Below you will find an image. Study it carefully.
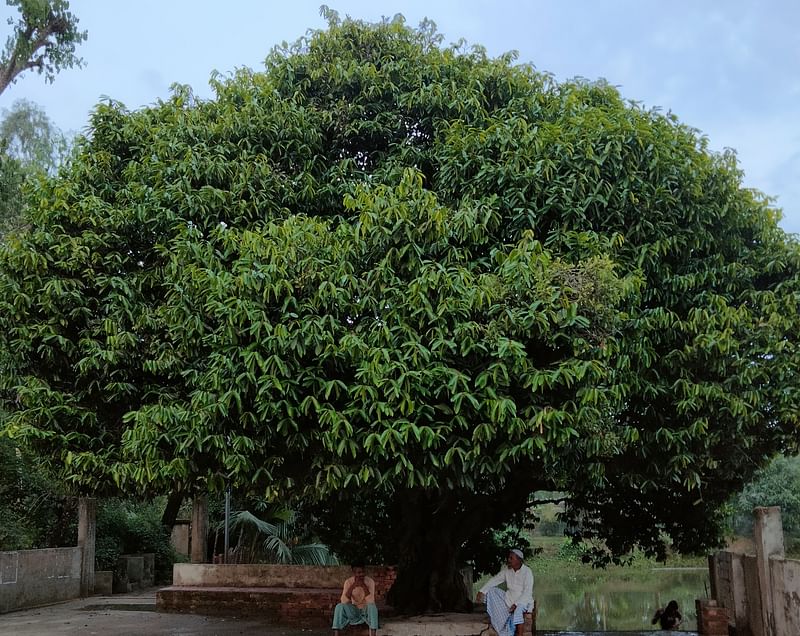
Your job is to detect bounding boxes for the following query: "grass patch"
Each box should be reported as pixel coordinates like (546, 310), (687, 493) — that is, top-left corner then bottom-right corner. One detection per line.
(474, 535), (708, 593)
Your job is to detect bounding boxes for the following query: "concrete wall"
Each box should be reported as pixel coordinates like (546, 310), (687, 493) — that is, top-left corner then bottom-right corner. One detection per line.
(741, 554), (760, 636)
(95, 571), (113, 596)
(712, 550), (754, 634)
(709, 508), (800, 636)
(173, 563), (351, 588)
(770, 557), (800, 636)
(714, 551), (735, 612)
(113, 554), (155, 593)
(172, 563), (395, 598)
(171, 521), (190, 558)
(711, 552), (796, 636)
(0, 547), (82, 614)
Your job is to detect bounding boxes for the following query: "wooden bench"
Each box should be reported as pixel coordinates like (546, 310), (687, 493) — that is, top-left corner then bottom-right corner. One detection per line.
(525, 601), (538, 636)
(482, 600), (538, 636)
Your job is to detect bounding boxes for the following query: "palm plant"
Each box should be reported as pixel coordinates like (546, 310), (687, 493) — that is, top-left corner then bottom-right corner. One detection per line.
(213, 501), (337, 565)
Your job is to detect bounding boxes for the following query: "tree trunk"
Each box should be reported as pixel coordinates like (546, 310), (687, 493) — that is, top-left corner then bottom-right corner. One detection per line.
(386, 475), (538, 613)
(387, 490), (473, 613)
(161, 489), (184, 530)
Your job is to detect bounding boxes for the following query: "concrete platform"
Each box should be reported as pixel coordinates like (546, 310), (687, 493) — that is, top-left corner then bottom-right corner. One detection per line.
(382, 613), (489, 636)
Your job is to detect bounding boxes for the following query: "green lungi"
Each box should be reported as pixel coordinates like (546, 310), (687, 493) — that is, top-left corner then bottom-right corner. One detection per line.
(331, 602), (379, 630)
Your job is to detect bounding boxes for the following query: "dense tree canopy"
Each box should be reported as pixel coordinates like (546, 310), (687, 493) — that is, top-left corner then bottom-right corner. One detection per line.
(1, 12), (798, 611)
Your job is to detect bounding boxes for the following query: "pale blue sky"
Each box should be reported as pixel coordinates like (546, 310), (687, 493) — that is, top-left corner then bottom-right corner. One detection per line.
(1, 0), (798, 234)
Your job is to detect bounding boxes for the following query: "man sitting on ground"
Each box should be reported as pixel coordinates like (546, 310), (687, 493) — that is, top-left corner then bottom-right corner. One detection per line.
(476, 548), (534, 636)
(332, 561), (378, 636)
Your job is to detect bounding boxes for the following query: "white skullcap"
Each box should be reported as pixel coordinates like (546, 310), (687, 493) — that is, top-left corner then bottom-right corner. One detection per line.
(510, 548), (524, 560)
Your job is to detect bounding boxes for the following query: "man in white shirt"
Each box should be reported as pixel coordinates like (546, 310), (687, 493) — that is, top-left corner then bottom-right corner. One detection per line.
(476, 548), (534, 636)
(331, 562), (378, 636)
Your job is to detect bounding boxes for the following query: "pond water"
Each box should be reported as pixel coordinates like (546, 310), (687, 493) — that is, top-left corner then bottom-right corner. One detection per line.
(534, 567), (709, 632)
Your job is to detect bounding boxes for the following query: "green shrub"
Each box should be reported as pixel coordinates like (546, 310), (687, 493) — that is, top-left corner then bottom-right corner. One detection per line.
(532, 501), (567, 537)
(95, 498), (178, 583)
(0, 435), (75, 550)
(730, 455), (800, 537)
(557, 538), (589, 561)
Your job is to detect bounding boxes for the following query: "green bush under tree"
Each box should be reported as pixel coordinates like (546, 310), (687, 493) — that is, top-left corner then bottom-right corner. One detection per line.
(0, 432), (75, 550)
(95, 498), (180, 583)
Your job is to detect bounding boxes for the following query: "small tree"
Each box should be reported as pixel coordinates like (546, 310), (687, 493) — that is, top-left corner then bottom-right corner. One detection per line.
(0, 0), (86, 95)
(1, 98), (70, 171)
(0, 99), (70, 238)
(731, 455), (800, 537)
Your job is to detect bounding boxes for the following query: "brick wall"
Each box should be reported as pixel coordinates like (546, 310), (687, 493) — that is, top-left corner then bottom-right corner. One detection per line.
(277, 565), (396, 625)
(158, 564), (398, 627)
(370, 565), (397, 603)
(695, 599), (729, 636)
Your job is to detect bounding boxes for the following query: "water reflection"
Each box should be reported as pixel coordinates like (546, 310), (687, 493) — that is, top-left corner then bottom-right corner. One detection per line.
(535, 568), (708, 631)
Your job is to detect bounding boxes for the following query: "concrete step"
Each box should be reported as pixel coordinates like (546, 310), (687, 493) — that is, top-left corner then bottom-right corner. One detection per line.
(381, 613), (490, 636)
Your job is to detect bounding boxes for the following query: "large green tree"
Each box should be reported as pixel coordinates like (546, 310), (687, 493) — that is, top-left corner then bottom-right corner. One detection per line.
(0, 0), (86, 95)
(1, 13), (798, 612)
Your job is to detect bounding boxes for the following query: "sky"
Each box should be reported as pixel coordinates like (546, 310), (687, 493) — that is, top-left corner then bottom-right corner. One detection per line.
(1, 0), (798, 235)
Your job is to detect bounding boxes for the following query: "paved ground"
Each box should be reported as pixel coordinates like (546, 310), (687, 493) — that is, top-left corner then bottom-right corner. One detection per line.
(0, 590), (328, 636)
(0, 589), (699, 636)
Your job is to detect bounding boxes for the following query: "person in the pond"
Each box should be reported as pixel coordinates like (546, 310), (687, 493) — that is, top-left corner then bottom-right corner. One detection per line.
(652, 600), (682, 630)
(476, 548), (534, 636)
(332, 561), (378, 636)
